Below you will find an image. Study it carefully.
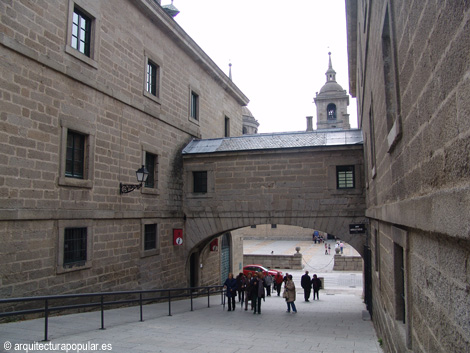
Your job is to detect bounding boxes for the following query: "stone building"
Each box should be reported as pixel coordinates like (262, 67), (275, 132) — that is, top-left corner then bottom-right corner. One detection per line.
(314, 53), (351, 130)
(0, 0), (249, 298)
(346, 1), (470, 352)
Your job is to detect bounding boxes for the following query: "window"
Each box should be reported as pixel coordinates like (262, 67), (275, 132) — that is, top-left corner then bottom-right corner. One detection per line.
(337, 165), (355, 189)
(71, 7), (91, 57)
(59, 122), (95, 189)
(193, 171), (207, 193)
(144, 224), (157, 251)
(250, 225), (257, 229)
(141, 220), (160, 257)
(374, 229), (379, 272)
(394, 243), (405, 323)
(271, 224), (277, 229)
(190, 91), (199, 121)
(63, 227), (87, 265)
(145, 152), (157, 189)
(369, 100), (376, 177)
(57, 220), (93, 273)
(327, 103), (337, 120)
(382, 6), (402, 151)
(66, 130), (85, 179)
(65, 1), (99, 68)
(146, 60), (159, 97)
(224, 116), (230, 137)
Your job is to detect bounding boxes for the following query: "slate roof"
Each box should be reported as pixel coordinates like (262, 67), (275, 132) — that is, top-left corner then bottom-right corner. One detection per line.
(182, 129), (363, 155)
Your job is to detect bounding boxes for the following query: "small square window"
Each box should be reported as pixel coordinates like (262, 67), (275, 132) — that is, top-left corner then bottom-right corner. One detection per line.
(64, 227), (87, 265)
(337, 165), (355, 189)
(71, 7), (91, 57)
(66, 130), (85, 179)
(144, 224), (157, 251)
(193, 171), (207, 193)
(190, 91), (199, 121)
(146, 61), (159, 97)
(145, 152), (157, 189)
(271, 224), (277, 229)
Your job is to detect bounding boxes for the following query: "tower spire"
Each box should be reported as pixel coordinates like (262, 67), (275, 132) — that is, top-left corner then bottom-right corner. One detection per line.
(326, 52), (336, 82)
(229, 62), (232, 81)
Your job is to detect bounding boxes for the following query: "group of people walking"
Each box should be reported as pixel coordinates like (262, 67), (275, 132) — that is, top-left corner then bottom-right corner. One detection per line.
(300, 271), (322, 301)
(223, 272), (303, 314)
(223, 272), (266, 314)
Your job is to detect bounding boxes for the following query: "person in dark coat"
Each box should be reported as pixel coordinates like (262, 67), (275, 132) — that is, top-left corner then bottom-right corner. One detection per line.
(301, 270), (312, 302)
(244, 273), (253, 311)
(236, 272), (246, 303)
(250, 273), (265, 314)
(224, 273), (237, 311)
(312, 274), (322, 300)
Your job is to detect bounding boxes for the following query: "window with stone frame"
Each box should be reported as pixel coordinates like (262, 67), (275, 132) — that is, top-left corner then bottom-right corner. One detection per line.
(190, 91), (199, 121)
(336, 165), (355, 189)
(382, 5), (402, 151)
(71, 6), (92, 57)
(144, 224), (157, 251)
(146, 60), (159, 97)
(63, 227), (87, 266)
(66, 130), (86, 179)
(224, 116), (230, 137)
(57, 220), (93, 273)
(65, 1), (99, 68)
(144, 152), (158, 189)
(59, 122), (95, 189)
(193, 171), (207, 193)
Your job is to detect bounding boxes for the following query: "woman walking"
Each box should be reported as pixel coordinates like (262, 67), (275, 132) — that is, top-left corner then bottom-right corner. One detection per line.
(284, 274), (297, 313)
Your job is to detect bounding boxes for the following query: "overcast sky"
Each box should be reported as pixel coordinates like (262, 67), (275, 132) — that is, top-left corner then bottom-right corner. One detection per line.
(171, 0), (357, 133)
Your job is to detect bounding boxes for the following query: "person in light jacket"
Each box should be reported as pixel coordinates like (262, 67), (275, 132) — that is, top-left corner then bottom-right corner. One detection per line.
(284, 274), (297, 313)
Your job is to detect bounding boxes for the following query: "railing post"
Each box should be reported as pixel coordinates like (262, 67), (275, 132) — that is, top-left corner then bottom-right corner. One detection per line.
(43, 299), (49, 341)
(190, 289), (193, 311)
(168, 290), (172, 316)
(139, 293), (143, 322)
(100, 295), (105, 330)
(207, 287), (210, 308)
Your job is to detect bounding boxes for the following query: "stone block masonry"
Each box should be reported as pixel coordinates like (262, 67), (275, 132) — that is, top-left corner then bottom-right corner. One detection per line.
(0, 0), (248, 299)
(243, 254), (303, 270)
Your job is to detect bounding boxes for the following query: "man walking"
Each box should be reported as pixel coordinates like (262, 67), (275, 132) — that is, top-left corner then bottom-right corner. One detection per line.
(301, 270), (312, 302)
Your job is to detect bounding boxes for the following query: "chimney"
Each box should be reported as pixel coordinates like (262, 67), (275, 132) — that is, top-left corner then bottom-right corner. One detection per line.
(306, 116), (313, 131)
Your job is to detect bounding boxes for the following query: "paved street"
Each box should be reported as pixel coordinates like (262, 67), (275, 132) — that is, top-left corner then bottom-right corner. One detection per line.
(0, 240), (381, 353)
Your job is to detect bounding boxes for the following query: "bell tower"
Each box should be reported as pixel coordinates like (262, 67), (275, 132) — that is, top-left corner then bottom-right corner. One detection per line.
(314, 53), (350, 130)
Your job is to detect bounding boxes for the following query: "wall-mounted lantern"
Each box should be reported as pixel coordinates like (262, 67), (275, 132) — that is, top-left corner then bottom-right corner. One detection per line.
(120, 165), (149, 194)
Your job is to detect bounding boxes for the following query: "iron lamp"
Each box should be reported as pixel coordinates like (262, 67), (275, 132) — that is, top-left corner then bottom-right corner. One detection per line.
(120, 165), (149, 194)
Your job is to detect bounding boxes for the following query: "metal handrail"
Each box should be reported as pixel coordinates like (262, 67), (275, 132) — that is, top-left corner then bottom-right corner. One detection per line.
(0, 285), (225, 341)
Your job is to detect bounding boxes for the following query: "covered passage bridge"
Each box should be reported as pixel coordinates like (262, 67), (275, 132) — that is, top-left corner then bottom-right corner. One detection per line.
(182, 129), (367, 255)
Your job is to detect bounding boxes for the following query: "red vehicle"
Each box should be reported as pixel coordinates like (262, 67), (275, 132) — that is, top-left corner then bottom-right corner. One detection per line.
(243, 264), (283, 278)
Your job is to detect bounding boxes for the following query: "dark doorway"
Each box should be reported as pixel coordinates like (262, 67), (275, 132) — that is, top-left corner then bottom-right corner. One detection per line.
(190, 252), (198, 288)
